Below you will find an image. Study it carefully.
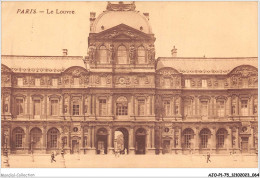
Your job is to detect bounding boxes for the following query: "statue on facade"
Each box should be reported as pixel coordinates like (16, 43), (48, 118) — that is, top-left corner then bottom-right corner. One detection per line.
(88, 43), (96, 64)
(108, 44), (114, 64)
(129, 45), (136, 64)
(148, 44), (155, 64)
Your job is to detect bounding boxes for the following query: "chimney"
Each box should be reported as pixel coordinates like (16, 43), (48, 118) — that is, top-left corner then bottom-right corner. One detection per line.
(90, 12), (96, 31)
(62, 49), (68, 56)
(143, 13), (149, 20)
(171, 46), (177, 57)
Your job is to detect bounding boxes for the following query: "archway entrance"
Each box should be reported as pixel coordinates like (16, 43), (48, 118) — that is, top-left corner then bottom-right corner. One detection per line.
(71, 136), (80, 154)
(135, 128), (146, 154)
(114, 128), (129, 154)
(96, 128), (108, 154)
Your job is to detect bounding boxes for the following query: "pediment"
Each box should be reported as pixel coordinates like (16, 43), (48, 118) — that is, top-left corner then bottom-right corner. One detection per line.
(93, 24), (153, 40)
(229, 65), (258, 77)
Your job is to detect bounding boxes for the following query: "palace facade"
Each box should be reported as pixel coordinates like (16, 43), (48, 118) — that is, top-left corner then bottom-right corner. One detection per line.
(1, 2), (258, 155)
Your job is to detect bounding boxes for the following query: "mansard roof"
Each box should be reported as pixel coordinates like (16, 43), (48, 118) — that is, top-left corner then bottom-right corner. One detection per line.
(157, 57), (258, 75)
(1, 55), (85, 73)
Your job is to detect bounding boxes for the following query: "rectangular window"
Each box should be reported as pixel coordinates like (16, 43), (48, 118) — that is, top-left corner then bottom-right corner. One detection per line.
(185, 79), (191, 88)
(52, 78), (58, 87)
(202, 80), (207, 88)
(163, 100), (170, 116)
(116, 104), (128, 115)
(18, 78), (23, 86)
(217, 101), (225, 117)
(15, 99), (24, 115)
(184, 100), (192, 116)
(15, 134), (23, 148)
(99, 99), (107, 116)
(201, 101), (208, 116)
(50, 100), (59, 116)
(35, 78), (40, 86)
(33, 100), (41, 116)
(73, 102), (80, 115)
(138, 99), (145, 115)
(241, 100), (248, 116)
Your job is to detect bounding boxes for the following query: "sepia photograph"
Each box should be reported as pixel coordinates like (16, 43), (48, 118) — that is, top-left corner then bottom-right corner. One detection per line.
(1, 0), (258, 176)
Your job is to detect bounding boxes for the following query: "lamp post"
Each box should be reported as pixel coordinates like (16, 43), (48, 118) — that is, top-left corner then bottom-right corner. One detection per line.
(3, 133), (10, 168)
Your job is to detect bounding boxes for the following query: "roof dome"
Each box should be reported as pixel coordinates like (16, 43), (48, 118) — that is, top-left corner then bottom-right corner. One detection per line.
(91, 2), (152, 34)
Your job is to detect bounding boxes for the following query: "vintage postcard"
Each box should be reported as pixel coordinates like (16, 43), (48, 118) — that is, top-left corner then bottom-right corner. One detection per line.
(1, 1), (258, 175)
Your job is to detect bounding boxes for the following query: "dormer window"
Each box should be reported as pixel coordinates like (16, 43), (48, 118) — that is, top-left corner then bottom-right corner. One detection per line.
(140, 26), (143, 31)
(101, 25), (104, 30)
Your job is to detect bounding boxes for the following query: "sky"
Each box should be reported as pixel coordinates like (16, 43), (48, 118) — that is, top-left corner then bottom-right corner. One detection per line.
(1, 1), (258, 58)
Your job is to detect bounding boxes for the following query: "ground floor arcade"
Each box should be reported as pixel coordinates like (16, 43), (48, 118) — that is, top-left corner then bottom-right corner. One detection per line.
(1, 121), (258, 155)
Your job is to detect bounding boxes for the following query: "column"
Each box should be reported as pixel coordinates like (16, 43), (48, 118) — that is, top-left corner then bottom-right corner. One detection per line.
(8, 125), (12, 152)
(146, 128), (151, 153)
(211, 127), (216, 152)
(249, 97), (254, 115)
(108, 127), (113, 154)
(45, 94), (48, 119)
(250, 127), (254, 152)
(87, 127), (91, 149)
(179, 96), (182, 117)
(171, 127), (175, 153)
(129, 127), (135, 154)
(108, 95), (111, 115)
(172, 96), (175, 116)
(147, 96), (150, 116)
(236, 96), (239, 115)
(235, 127), (239, 150)
(43, 126), (47, 152)
(178, 128), (181, 149)
(87, 95), (91, 114)
(226, 96), (231, 116)
(151, 126), (155, 149)
(227, 127), (232, 153)
(25, 126), (30, 153)
(80, 125), (84, 154)
(194, 127), (199, 153)
(151, 95), (155, 115)
(91, 126), (95, 149)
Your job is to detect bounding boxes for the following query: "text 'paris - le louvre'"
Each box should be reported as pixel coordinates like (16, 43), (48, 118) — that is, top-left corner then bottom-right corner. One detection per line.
(1, 2), (258, 155)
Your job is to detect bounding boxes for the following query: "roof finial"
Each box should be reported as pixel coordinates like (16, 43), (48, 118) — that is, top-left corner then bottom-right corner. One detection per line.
(106, 1), (136, 11)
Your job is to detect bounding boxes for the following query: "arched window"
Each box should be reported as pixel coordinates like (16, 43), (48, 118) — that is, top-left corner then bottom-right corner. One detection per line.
(13, 127), (24, 148)
(117, 45), (127, 64)
(116, 96), (128, 115)
(47, 128), (59, 149)
(183, 128), (194, 149)
(30, 127), (42, 149)
(216, 128), (227, 148)
(99, 45), (108, 64)
(137, 46), (145, 64)
(200, 128), (211, 148)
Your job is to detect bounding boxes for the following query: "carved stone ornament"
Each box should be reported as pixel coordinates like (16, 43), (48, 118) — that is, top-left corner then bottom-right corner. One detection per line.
(106, 1), (136, 11)
(1, 74), (10, 83)
(72, 69), (81, 77)
(88, 43), (97, 64)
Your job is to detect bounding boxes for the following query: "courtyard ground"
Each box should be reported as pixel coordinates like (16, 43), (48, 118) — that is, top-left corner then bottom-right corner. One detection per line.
(1, 154), (258, 168)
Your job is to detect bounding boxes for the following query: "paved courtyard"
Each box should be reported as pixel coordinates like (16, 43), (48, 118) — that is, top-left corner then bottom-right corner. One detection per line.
(1, 154), (258, 168)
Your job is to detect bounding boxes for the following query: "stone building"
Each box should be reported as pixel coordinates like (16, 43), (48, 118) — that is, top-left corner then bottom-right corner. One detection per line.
(1, 2), (258, 155)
